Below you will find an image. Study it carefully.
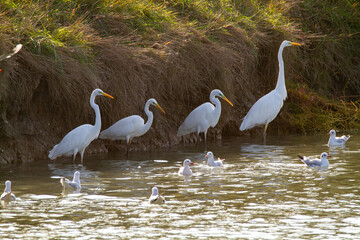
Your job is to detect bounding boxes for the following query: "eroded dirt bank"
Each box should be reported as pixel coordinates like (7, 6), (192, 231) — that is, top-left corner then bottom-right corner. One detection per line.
(0, 1), (359, 164)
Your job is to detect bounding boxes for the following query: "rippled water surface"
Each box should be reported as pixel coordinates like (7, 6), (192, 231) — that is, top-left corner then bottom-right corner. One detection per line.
(2, 134), (360, 239)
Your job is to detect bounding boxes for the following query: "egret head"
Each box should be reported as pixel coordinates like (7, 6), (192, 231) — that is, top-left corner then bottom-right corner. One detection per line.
(205, 151), (213, 158)
(282, 40), (301, 48)
(212, 89), (233, 107)
(328, 130), (336, 136)
(93, 88), (114, 99)
(148, 98), (165, 114)
(321, 152), (330, 159)
(151, 187), (159, 195)
(183, 159), (195, 166)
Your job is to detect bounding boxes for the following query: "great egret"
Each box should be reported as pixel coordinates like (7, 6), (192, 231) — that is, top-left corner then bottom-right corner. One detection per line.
(1, 180), (16, 202)
(178, 159), (195, 176)
(297, 152), (330, 167)
(205, 151), (224, 167)
(99, 98), (165, 155)
(177, 89), (233, 148)
(328, 130), (350, 146)
(0, 44), (22, 62)
(149, 187), (166, 204)
(48, 89), (114, 165)
(239, 40), (301, 141)
(60, 171), (81, 191)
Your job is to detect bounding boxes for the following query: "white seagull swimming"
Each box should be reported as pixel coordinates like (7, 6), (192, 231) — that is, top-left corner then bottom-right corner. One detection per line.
(178, 159), (195, 176)
(327, 129), (350, 146)
(60, 171), (81, 191)
(205, 151), (224, 167)
(149, 187), (165, 204)
(297, 152), (331, 167)
(1, 180), (16, 202)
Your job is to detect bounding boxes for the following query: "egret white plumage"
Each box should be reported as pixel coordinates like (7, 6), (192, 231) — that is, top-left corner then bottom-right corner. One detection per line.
(99, 98), (165, 155)
(60, 171), (81, 191)
(149, 187), (165, 204)
(205, 151), (224, 167)
(177, 89), (233, 148)
(178, 159), (195, 176)
(328, 130), (350, 146)
(297, 152), (330, 167)
(1, 180), (16, 202)
(0, 44), (22, 62)
(239, 40), (300, 141)
(48, 89), (114, 165)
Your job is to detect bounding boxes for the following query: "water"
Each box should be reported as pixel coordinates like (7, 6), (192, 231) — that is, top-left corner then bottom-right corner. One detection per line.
(1, 133), (360, 239)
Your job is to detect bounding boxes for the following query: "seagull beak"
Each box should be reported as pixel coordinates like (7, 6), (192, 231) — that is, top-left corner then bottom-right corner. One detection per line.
(291, 42), (301, 46)
(327, 133), (330, 135)
(222, 96), (234, 107)
(101, 92), (114, 99)
(190, 162), (196, 165)
(155, 103), (165, 114)
(205, 155), (208, 158)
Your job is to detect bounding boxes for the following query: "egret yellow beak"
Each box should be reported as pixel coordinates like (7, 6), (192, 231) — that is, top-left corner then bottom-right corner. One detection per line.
(101, 92), (114, 99)
(222, 96), (234, 107)
(155, 103), (165, 114)
(291, 42), (301, 46)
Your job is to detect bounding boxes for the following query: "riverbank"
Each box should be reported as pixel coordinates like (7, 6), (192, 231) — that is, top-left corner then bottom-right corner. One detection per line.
(0, 0), (359, 163)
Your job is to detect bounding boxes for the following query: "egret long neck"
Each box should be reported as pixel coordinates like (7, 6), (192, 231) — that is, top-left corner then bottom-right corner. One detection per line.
(275, 45), (287, 100)
(141, 101), (154, 135)
(90, 93), (101, 134)
(210, 94), (222, 126)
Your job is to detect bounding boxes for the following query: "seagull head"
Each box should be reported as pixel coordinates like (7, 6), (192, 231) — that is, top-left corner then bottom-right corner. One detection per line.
(184, 159), (195, 166)
(321, 152), (330, 159)
(205, 151), (214, 159)
(328, 130), (336, 136)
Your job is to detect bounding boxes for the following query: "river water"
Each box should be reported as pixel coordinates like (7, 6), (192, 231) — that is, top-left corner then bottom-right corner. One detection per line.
(1, 133), (360, 239)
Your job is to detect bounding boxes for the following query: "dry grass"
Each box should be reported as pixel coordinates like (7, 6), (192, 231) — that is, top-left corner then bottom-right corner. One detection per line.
(0, 0), (359, 162)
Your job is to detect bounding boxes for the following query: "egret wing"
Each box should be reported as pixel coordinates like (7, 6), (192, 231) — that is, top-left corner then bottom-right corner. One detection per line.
(240, 90), (283, 130)
(100, 115), (144, 140)
(177, 103), (214, 136)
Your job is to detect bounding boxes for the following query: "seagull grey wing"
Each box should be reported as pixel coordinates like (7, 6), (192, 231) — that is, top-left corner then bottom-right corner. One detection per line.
(68, 182), (80, 190)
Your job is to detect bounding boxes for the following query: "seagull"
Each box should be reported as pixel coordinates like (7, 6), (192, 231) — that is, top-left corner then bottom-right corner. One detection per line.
(178, 159), (195, 176)
(1, 180), (16, 202)
(60, 171), (81, 191)
(205, 151), (224, 167)
(328, 130), (350, 146)
(297, 152), (331, 167)
(149, 187), (165, 204)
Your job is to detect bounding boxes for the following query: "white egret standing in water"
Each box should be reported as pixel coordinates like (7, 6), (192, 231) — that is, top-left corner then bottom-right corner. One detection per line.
(239, 40), (301, 142)
(177, 89), (233, 149)
(48, 89), (114, 165)
(99, 98), (165, 156)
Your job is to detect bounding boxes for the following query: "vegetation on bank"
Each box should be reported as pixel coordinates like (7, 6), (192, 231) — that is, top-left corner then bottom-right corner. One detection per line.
(0, 0), (360, 162)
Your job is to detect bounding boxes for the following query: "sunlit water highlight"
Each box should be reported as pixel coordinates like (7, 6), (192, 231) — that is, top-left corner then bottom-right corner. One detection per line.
(1, 134), (360, 239)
